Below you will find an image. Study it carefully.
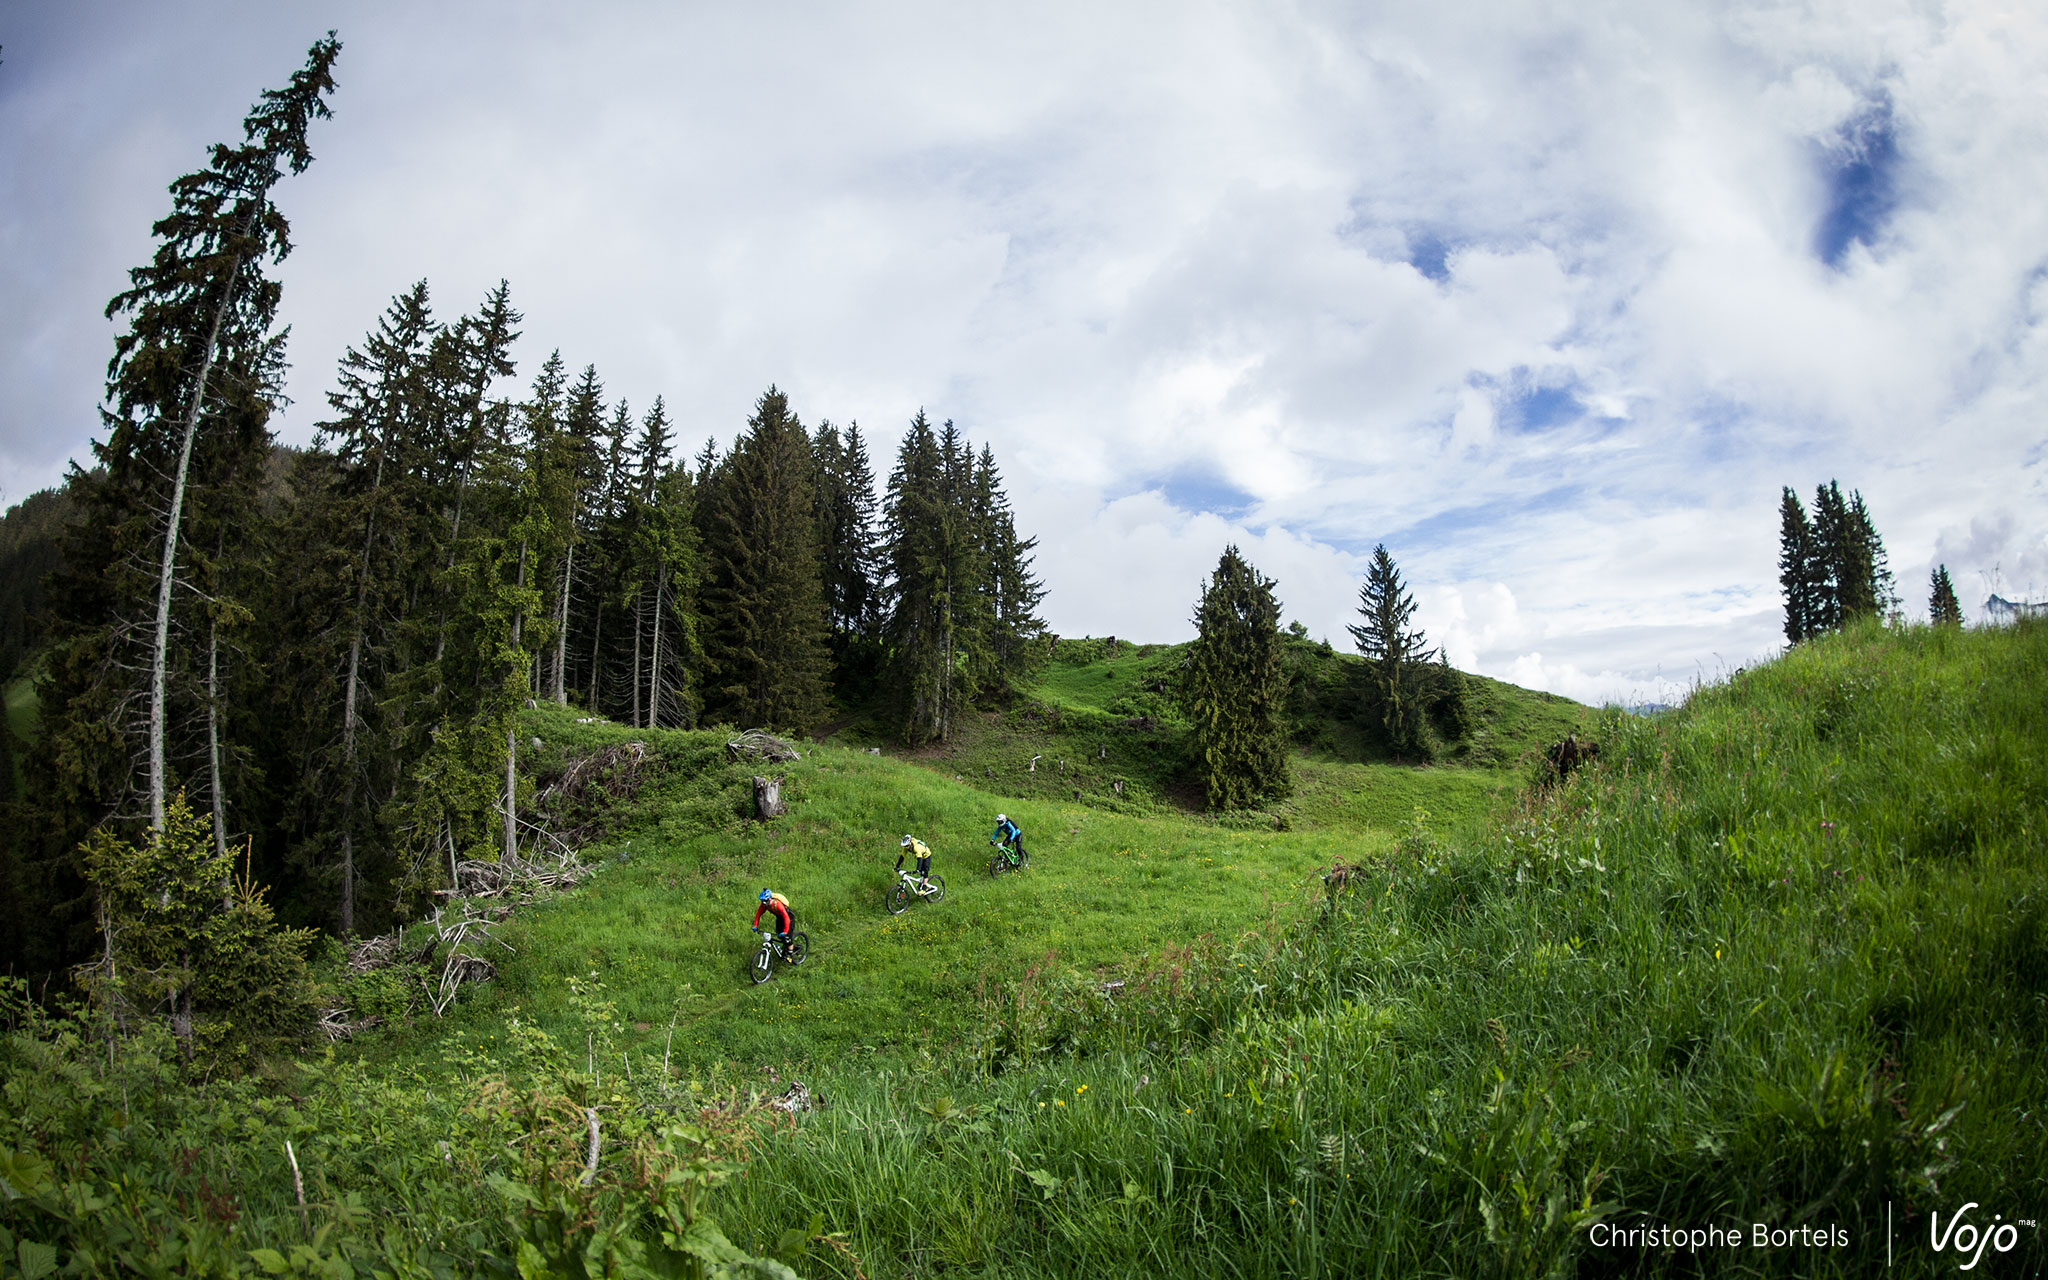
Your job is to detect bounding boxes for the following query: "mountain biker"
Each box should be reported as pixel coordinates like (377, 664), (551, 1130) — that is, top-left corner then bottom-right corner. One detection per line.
(992, 812), (1026, 862)
(752, 888), (794, 955)
(896, 834), (934, 893)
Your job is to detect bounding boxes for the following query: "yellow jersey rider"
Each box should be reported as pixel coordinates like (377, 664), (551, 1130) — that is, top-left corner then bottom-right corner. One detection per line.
(896, 834), (933, 892)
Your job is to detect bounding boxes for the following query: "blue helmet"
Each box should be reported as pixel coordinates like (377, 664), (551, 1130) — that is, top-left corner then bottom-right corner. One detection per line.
(759, 889), (772, 903)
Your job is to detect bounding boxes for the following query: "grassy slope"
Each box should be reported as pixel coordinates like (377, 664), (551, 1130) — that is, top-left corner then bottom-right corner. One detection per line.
(370, 651), (1581, 1072)
(695, 619), (2048, 1277)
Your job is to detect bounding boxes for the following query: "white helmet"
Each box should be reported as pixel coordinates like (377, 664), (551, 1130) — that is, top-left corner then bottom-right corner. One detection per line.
(996, 813), (1008, 824)
(900, 834), (914, 847)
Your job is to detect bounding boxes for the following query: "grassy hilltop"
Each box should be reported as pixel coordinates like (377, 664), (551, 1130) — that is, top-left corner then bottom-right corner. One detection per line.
(6, 621), (2045, 1277)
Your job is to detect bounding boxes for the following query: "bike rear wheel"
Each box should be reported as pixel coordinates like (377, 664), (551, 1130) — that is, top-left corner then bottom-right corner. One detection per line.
(1012, 846), (1029, 870)
(926, 874), (946, 903)
(788, 931), (810, 965)
(750, 946), (773, 985)
(887, 884), (909, 915)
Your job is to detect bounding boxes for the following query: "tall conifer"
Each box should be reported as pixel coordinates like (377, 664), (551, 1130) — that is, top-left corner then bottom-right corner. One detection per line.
(700, 388), (830, 733)
(1185, 546), (1290, 809)
(1778, 487), (1820, 644)
(1930, 564), (1963, 626)
(1348, 544), (1436, 754)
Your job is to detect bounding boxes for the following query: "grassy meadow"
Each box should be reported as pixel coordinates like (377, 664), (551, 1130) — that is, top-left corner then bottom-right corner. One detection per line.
(5, 621), (2045, 1277)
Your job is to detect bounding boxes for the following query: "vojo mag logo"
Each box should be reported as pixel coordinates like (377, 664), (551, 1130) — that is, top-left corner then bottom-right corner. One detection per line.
(1926, 1202), (2034, 1271)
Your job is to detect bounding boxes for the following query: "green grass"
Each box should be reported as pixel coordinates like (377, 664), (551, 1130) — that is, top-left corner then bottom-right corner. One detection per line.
(693, 618), (2048, 1276)
(16, 621), (2039, 1276)
(374, 713), (1458, 1072)
(358, 645), (1576, 1076)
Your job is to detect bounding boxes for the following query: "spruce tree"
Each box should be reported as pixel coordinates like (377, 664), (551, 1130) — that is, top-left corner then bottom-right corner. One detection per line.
(1348, 544), (1436, 754)
(620, 398), (701, 729)
(1778, 487), (1820, 644)
(18, 35), (340, 980)
(1930, 564), (1963, 626)
(970, 443), (1047, 693)
(700, 388), (831, 733)
(538, 362), (603, 705)
(1808, 481), (1893, 629)
(1185, 546), (1290, 809)
(577, 396), (637, 715)
(301, 281), (440, 931)
(107, 34), (341, 832)
(882, 412), (973, 743)
(1846, 489), (1897, 619)
(1810, 482), (1851, 631)
(813, 420), (884, 666)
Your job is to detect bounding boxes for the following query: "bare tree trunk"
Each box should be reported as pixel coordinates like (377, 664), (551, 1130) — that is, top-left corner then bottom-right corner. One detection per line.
(334, 449), (386, 937)
(631, 585), (644, 729)
(206, 616), (229, 867)
(552, 542), (574, 704)
(648, 571), (666, 729)
(505, 538), (527, 863)
(148, 258), (241, 831)
(586, 596), (604, 715)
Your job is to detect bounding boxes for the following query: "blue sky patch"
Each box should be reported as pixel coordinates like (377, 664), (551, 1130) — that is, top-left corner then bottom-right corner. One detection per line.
(1147, 472), (1257, 518)
(1814, 91), (1901, 269)
(1407, 230), (1453, 283)
(1506, 383), (1584, 432)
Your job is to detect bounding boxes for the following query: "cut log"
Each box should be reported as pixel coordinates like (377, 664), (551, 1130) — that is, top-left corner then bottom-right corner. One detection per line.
(754, 774), (786, 819)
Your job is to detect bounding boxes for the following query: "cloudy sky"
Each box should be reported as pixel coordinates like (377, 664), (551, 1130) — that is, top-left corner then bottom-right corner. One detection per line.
(3, 2), (2043, 705)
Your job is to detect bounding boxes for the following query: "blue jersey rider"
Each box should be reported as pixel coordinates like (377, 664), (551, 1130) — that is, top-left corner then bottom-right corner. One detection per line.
(896, 834), (934, 892)
(992, 812), (1026, 861)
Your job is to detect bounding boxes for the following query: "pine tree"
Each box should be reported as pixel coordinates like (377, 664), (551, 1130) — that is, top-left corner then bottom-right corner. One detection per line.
(618, 398), (702, 729)
(1348, 544), (1436, 754)
(536, 362), (603, 706)
(881, 412), (966, 743)
(1184, 546), (1290, 809)
(1778, 487), (1820, 644)
(302, 281), (440, 932)
(700, 388), (831, 733)
(101, 33), (341, 832)
(813, 420), (884, 662)
(79, 791), (315, 1062)
(16, 35), (340, 981)
(419, 283), (522, 668)
(1809, 482), (1851, 631)
(970, 443), (1046, 694)
(1806, 481), (1894, 630)
(1930, 564), (1963, 626)
(1845, 490), (1897, 620)
(576, 396), (637, 716)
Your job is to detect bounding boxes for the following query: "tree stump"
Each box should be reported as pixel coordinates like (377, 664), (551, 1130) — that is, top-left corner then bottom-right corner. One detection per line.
(753, 775), (786, 819)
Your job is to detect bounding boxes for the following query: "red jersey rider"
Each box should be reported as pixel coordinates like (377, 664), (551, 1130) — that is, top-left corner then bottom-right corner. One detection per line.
(752, 889), (794, 952)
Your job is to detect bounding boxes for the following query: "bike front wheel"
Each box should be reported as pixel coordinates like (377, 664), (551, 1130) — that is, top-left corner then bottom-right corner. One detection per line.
(887, 884), (909, 915)
(988, 852), (1006, 877)
(750, 946), (773, 985)
(787, 931), (810, 965)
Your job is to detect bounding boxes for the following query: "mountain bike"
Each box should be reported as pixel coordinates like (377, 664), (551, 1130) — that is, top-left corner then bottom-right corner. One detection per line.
(988, 837), (1028, 877)
(886, 866), (946, 915)
(750, 927), (810, 984)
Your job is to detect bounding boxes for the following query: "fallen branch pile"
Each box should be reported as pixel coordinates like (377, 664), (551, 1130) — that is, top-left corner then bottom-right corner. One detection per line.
(443, 841), (591, 902)
(417, 904), (513, 1017)
(532, 741), (652, 848)
(727, 729), (801, 763)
